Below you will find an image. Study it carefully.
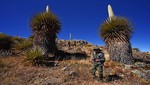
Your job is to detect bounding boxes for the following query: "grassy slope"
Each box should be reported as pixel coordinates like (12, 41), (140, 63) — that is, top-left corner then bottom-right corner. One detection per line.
(0, 56), (149, 85)
(0, 38), (149, 85)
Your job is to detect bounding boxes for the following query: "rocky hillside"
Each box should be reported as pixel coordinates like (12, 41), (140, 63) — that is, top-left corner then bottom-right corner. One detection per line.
(0, 39), (150, 85)
(56, 39), (95, 56)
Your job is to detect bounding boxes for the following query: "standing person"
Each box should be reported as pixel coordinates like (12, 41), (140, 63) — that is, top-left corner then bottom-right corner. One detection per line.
(91, 47), (105, 82)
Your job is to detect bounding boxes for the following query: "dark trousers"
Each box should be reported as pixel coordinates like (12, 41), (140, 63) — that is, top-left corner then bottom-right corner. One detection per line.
(91, 63), (103, 80)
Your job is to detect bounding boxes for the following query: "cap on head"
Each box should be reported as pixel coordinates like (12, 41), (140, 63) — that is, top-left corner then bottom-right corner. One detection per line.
(93, 47), (102, 52)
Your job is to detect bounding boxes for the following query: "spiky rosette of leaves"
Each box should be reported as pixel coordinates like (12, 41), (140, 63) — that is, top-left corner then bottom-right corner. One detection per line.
(99, 17), (134, 65)
(100, 17), (132, 43)
(30, 12), (61, 33)
(30, 12), (61, 54)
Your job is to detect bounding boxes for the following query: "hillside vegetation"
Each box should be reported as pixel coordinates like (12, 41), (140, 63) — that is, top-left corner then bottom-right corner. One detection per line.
(0, 34), (150, 85)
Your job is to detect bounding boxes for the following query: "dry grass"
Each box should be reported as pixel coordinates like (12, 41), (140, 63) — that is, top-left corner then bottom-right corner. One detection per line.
(12, 40), (32, 50)
(0, 56), (149, 85)
(0, 59), (5, 68)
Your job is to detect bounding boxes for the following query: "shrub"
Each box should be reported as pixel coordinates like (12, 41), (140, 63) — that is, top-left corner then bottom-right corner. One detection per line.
(11, 36), (24, 42)
(12, 40), (32, 50)
(0, 33), (13, 50)
(25, 48), (43, 64)
(132, 48), (140, 52)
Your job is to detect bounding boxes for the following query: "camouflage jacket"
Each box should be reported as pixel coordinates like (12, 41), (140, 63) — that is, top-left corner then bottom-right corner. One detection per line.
(92, 52), (105, 65)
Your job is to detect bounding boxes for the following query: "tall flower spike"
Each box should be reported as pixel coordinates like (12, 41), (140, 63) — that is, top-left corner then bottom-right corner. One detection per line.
(108, 5), (115, 19)
(46, 5), (50, 13)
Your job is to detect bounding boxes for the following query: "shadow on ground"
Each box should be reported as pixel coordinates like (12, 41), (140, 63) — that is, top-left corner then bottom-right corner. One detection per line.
(55, 50), (88, 60)
(33, 50), (88, 67)
(134, 58), (150, 64)
(42, 50), (88, 61)
(105, 74), (123, 82)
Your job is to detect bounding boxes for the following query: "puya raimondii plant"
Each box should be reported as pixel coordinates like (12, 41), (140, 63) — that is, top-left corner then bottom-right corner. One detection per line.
(99, 5), (134, 65)
(30, 5), (61, 55)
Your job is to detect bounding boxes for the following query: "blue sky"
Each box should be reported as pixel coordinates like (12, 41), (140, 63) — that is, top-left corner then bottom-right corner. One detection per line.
(0, 0), (150, 52)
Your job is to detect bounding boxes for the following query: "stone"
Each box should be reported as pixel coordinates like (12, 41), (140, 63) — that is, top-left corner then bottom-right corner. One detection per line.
(124, 65), (132, 69)
(62, 67), (67, 71)
(132, 70), (150, 81)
